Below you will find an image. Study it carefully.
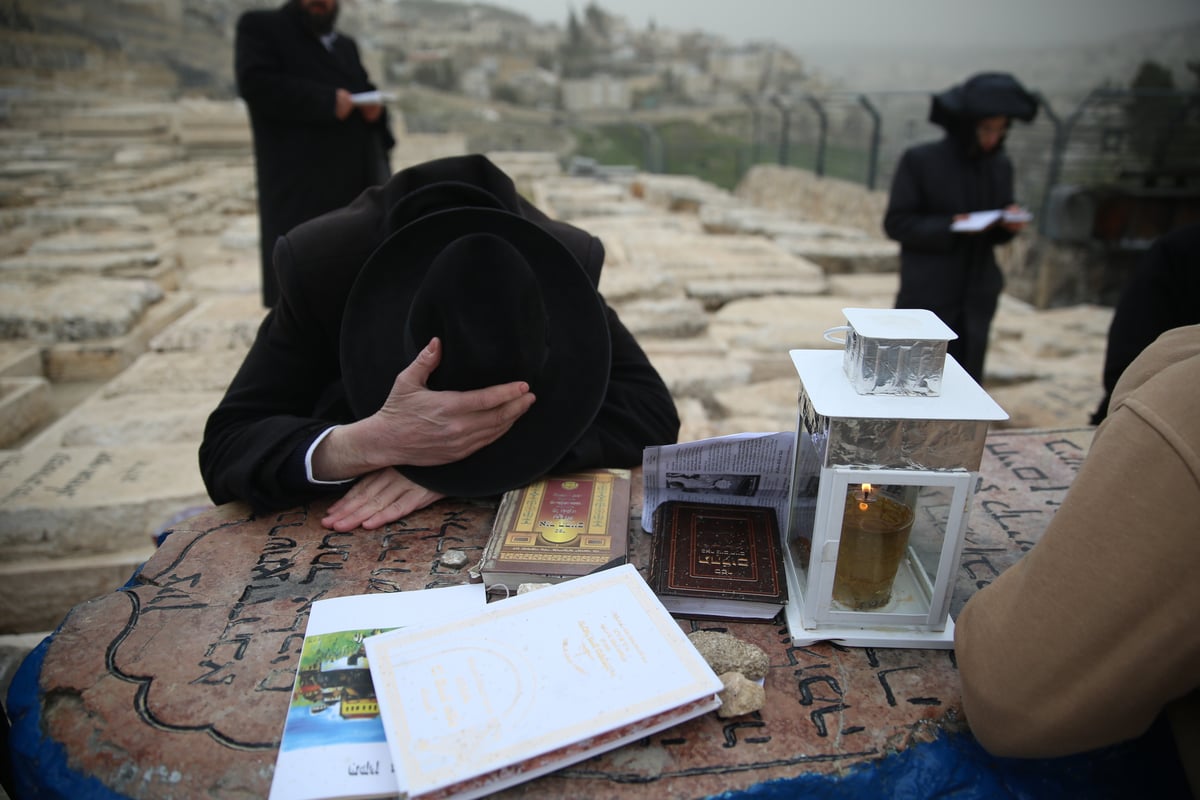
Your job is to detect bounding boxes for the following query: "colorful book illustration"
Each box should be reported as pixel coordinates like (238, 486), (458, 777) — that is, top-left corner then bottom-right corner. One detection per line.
(267, 584), (486, 800)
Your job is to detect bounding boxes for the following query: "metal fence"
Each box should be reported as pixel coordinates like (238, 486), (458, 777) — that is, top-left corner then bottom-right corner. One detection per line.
(603, 88), (1200, 241)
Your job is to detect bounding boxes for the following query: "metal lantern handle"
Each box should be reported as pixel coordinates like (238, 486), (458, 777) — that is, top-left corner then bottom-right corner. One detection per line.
(823, 325), (852, 344)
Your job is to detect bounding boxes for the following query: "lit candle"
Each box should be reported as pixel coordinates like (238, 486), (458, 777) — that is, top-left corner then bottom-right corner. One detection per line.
(832, 484), (915, 610)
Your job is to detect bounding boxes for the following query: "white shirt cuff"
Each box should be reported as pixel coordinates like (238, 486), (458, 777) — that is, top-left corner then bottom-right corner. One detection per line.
(305, 425), (355, 486)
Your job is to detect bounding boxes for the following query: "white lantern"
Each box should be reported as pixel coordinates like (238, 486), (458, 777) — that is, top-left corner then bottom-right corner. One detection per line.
(782, 309), (1007, 648)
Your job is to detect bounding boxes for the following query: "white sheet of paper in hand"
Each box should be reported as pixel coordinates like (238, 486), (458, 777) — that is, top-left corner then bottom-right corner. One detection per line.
(951, 208), (1032, 232)
(951, 210), (1003, 232)
(349, 90), (393, 106)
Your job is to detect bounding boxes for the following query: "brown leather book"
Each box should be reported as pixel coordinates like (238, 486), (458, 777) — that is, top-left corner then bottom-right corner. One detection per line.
(649, 501), (788, 621)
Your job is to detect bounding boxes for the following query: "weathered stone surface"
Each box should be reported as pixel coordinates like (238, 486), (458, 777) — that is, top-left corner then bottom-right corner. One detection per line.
(687, 630), (771, 681)
(97, 350), (245, 398)
(0, 377), (52, 448)
(0, 444), (209, 560)
(775, 236), (900, 274)
(0, 277), (164, 342)
(616, 297), (710, 339)
(716, 671), (767, 718)
(25, 391), (221, 449)
(42, 292), (197, 381)
(653, 354), (753, 399)
(0, 547), (155, 634)
(709, 295), (854, 351)
(0, 343), (41, 378)
(148, 294), (266, 353)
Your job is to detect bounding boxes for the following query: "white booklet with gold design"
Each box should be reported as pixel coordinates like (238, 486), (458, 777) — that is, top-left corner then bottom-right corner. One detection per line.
(364, 564), (723, 800)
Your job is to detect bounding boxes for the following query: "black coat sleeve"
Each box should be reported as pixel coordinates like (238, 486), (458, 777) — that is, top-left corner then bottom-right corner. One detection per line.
(198, 236), (351, 512)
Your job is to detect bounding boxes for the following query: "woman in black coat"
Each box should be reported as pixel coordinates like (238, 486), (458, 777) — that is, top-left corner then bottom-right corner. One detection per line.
(884, 73), (1038, 382)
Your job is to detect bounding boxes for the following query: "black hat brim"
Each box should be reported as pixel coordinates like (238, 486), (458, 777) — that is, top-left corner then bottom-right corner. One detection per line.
(340, 207), (611, 497)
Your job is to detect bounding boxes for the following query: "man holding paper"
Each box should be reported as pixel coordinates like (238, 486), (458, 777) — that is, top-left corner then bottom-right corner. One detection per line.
(236, 0), (395, 307)
(884, 72), (1038, 382)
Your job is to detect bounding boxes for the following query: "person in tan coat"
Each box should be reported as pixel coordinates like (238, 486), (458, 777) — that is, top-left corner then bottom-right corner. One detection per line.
(955, 323), (1200, 793)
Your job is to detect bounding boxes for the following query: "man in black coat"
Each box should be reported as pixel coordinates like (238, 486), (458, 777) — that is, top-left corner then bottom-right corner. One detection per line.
(236, 0), (395, 307)
(199, 155), (681, 532)
(884, 73), (1038, 382)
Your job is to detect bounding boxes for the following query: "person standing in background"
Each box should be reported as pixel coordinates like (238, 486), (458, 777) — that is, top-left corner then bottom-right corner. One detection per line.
(1089, 222), (1200, 425)
(884, 72), (1038, 382)
(236, 0), (395, 307)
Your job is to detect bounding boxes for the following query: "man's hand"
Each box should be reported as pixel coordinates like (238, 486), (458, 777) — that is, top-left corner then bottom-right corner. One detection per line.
(311, 337), (536, 481)
(334, 88), (354, 120)
(322, 467), (445, 531)
(1000, 203), (1029, 233)
(359, 102), (383, 122)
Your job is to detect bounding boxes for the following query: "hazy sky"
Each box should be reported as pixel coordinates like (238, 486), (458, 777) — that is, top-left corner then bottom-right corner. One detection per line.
(474, 0), (1200, 49)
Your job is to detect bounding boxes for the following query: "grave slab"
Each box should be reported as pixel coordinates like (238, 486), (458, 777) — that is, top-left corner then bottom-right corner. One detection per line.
(10, 429), (1125, 799)
(0, 443), (208, 561)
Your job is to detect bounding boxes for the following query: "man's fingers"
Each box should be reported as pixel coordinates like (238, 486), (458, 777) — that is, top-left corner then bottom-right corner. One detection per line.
(395, 337), (441, 390)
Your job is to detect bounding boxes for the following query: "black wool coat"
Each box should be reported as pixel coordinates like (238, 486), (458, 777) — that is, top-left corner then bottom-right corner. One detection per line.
(235, 0), (395, 306)
(199, 155), (682, 512)
(884, 135), (1017, 380)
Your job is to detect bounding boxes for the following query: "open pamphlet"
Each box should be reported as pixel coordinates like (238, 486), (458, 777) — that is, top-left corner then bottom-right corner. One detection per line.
(364, 564), (723, 800)
(951, 207), (1033, 232)
(641, 431), (798, 533)
(267, 584), (487, 800)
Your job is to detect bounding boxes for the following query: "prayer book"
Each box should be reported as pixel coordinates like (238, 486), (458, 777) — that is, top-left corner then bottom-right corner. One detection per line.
(649, 501), (788, 621)
(476, 468), (631, 596)
(364, 564), (723, 800)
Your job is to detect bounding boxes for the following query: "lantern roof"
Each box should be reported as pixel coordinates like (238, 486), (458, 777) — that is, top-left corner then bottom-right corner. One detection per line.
(791, 349), (1008, 422)
(840, 307), (957, 342)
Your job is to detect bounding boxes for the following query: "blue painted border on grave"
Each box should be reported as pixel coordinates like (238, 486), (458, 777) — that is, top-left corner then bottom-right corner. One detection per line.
(5, 564), (151, 800)
(710, 716), (1191, 800)
(6, 548), (1192, 800)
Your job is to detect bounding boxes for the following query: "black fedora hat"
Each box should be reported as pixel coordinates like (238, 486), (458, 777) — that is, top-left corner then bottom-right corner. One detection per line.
(340, 206), (611, 497)
(929, 72), (1038, 129)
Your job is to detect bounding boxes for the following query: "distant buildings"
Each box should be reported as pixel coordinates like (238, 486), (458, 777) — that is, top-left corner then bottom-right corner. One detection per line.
(351, 2), (814, 113)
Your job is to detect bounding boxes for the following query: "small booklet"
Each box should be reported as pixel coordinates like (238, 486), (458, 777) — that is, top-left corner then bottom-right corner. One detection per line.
(349, 90), (395, 106)
(267, 584), (486, 800)
(365, 564), (723, 800)
(476, 469), (631, 596)
(649, 501), (788, 621)
(951, 208), (1032, 232)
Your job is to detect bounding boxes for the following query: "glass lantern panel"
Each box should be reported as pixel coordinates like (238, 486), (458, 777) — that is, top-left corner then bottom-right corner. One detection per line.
(800, 467), (974, 630)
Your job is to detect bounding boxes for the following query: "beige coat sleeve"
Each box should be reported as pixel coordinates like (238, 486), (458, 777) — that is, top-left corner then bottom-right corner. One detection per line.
(954, 325), (1200, 758)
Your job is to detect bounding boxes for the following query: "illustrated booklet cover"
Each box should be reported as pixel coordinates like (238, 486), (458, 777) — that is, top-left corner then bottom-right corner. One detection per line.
(477, 468), (631, 594)
(650, 501), (788, 621)
(364, 563), (724, 800)
(267, 583), (486, 800)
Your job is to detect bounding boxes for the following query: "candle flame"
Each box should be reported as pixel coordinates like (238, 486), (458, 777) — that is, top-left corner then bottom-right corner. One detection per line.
(858, 483), (872, 511)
